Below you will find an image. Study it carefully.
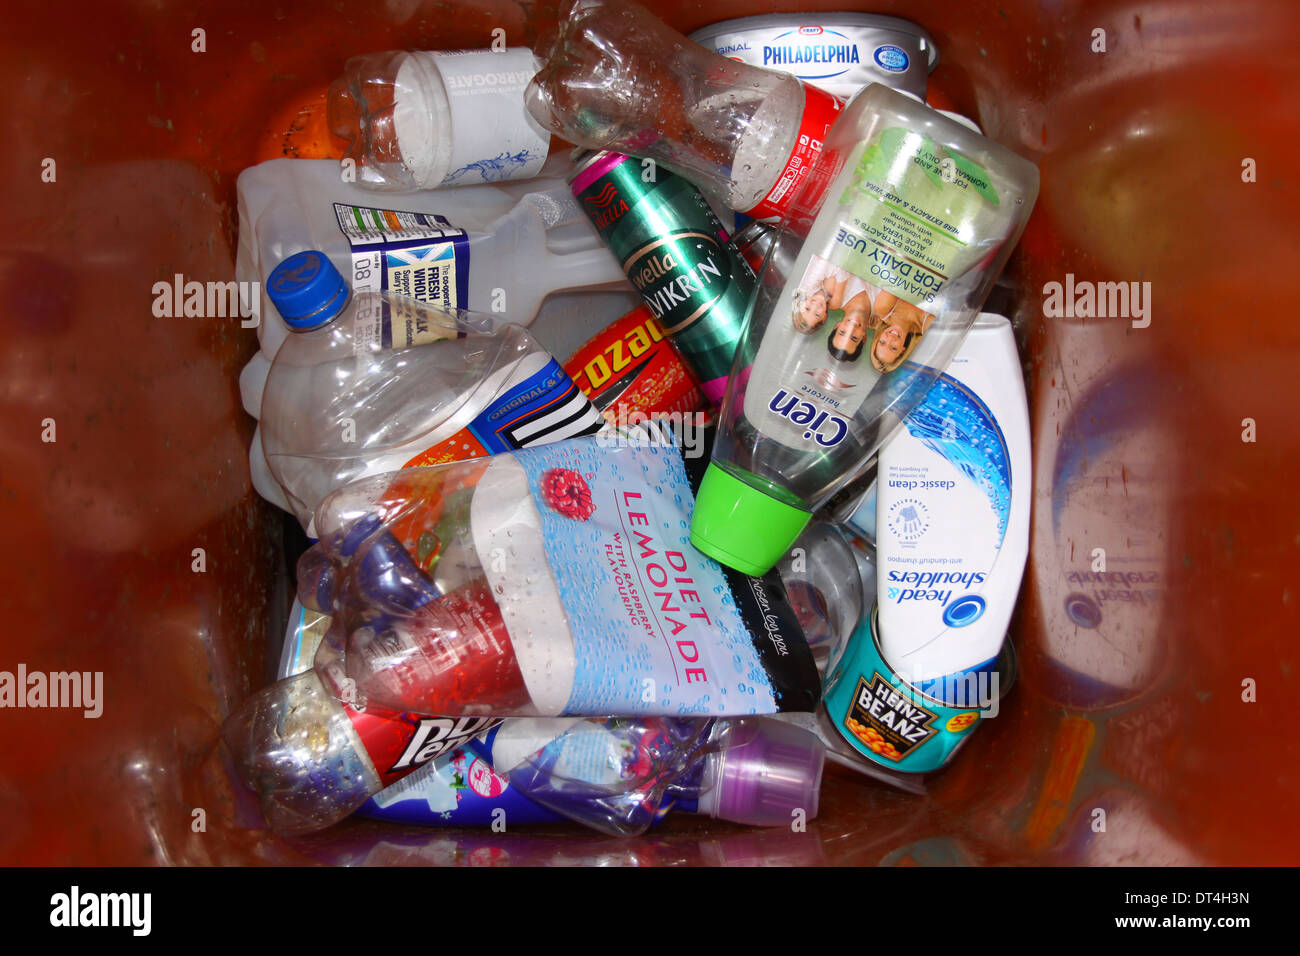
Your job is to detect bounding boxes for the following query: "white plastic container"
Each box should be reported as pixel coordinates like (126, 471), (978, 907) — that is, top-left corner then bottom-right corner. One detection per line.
(235, 155), (626, 367)
(873, 314), (1030, 697)
(689, 13), (937, 102)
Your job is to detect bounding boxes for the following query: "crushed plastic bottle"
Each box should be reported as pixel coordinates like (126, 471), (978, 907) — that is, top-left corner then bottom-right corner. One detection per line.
(486, 716), (824, 836)
(257, 250), (603, 534)
(303, 428), (822, 719)
(221, 626), (500, 835)
(527, 0), (843, 222)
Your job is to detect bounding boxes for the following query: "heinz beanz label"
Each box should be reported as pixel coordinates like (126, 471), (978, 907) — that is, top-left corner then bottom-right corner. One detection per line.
(823, 607), (1007, 772)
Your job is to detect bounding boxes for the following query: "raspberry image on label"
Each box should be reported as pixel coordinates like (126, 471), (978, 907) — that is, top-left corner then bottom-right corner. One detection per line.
(540, 468), (596, 521)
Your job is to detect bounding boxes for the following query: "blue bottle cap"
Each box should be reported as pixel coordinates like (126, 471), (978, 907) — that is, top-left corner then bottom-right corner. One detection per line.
(267, 251), (349, 330)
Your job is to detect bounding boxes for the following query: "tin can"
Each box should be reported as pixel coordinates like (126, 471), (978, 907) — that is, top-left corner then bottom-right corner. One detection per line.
(690, 13), (937, 102)
(569, 149), (756, 406)
(822, 605), (1016, 774)
(564, 305), (705, 425)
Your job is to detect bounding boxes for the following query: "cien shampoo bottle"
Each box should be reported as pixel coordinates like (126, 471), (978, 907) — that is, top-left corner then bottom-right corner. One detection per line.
(691, 84), (1038, 575)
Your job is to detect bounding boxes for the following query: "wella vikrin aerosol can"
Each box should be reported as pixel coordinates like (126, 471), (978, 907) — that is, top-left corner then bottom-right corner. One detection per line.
(690, 84), (1039, 576)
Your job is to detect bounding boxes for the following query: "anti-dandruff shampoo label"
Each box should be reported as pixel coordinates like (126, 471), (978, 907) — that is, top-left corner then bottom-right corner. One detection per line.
(744, 121), (1002, 451)
(875, 318), (1029, 693)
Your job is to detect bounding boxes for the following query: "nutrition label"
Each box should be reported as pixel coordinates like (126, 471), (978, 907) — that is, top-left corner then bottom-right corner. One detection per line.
(333, 202), (470, 313)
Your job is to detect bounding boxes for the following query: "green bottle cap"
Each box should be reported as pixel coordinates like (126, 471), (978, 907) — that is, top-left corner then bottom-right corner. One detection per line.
(690, 463), (812, 577)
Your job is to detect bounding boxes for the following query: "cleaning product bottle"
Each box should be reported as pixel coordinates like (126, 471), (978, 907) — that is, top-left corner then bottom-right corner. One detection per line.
(328, 48), (550, 190)
(690, 84), (1038, 577)
(527, 0), (844, 222)
(258, 250), (603, 534)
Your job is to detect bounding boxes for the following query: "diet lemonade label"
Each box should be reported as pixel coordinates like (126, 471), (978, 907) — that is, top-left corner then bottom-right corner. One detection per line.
(510, 437), (776, 715)
(334, 202), (470, 347)
(744, 124), (999, 451)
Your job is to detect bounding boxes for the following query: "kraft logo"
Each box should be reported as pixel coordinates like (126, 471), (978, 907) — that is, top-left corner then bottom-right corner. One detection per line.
(799, 26), (823, 35)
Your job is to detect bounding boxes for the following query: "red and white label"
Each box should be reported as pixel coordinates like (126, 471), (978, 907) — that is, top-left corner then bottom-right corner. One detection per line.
(743, 85), (845, 222)
(347, 708), (499, 789)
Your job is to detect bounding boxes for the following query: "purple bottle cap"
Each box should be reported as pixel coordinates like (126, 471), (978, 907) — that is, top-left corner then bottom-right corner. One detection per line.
(698, 719), (824, 828)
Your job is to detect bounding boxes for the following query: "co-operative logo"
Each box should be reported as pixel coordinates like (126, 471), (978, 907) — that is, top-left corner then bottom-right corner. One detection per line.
(886, 497), (930, 542)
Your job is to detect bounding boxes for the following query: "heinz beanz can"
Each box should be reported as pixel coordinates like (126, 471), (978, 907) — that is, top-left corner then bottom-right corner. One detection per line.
(690, 14), (937, 102)
(822, 606), (1015, 773)
(569, 149), (755, 406)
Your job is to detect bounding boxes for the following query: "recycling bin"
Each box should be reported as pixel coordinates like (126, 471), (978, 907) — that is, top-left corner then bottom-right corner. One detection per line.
(1, 0), (1295, 866)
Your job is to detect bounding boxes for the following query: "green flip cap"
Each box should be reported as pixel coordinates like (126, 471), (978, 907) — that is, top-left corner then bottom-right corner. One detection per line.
(690, 463), (812, 577)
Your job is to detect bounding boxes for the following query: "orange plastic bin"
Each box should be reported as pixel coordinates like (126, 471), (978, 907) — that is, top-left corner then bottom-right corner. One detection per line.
(1, 0), (1296, 866)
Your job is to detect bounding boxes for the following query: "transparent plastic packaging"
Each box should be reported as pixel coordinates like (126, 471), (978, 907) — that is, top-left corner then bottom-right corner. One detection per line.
(690, 84), (1040, 576)
(221, 630), (499, 835)
(777, 520), (870, 675)
(328, 48), (550, 190)
(301, 430), (822, 719)
(257, 251), (602, 534)
(527, 0), (843, 220)
(490, 716), (824, 836)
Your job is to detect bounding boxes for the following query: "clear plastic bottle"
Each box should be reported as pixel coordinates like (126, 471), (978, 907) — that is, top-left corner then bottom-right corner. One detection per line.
(690, 84), (1040, 576)
(222, 643), (499, 835)
(777, 520), (872, 676)
(259, 250), (603, 535)
(527, 0), (844, 222)
(487, 716), (824, 836)
(328, 48), (551, 190)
